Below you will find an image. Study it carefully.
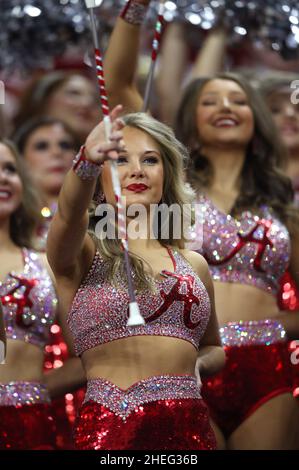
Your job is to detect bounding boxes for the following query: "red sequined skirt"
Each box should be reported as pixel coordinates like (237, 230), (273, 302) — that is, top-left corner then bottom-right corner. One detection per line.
(202, 320), (294, 437)
(278, 270), (299, 398)
(74, 375), (216, 450)
(0, 381), (57, 450)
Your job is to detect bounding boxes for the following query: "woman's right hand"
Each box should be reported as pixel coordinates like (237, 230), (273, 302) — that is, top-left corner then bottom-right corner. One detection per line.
(84, 105), (125, 165)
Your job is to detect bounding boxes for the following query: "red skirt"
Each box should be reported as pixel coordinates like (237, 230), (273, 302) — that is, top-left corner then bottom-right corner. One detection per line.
(74, 375), (216, 450)
(0, 382), (57, 450)
(202, 320), (294, 437)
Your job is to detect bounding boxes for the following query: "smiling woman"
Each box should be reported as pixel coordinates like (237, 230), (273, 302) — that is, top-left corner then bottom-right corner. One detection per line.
(0, 139), (59, 449)
(176, 73), (299, 450)
(13, 117), (78, 250)
(46, 107), (225, 450)
(100, 6), (299, 447)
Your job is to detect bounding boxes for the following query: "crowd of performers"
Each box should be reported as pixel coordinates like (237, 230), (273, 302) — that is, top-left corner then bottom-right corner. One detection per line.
(0, 0), (299, 450)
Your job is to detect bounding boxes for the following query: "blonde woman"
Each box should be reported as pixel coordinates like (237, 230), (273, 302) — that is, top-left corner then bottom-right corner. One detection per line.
(47, 107), (225, 450)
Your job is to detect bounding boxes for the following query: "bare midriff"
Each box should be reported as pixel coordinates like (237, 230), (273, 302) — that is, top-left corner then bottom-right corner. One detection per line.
(82, 336), (198, 389)
(214, 282), (279, 325)
(0, 339), (44, 383)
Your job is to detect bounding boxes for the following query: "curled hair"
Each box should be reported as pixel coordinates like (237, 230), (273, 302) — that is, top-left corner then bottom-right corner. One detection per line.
(175, 72), (298, 232)
(88, 112), (195, 290)
(12, 116), (80, 154)
(0, 139), (41, 248)
(13, 70), (95, 130)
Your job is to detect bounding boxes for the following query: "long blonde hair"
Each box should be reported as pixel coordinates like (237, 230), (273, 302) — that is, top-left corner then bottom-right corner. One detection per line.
(89, 113), (195, 290)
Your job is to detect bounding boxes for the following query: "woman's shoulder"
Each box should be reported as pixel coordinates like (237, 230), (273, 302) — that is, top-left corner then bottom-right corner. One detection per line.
(178, 248), (209, 280)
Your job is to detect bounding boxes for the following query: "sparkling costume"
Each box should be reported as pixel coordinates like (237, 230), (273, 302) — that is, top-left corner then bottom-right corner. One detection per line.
(278, 184), (299, 398)
(69, 248), (216, 450)
(191, 195), (294, 436)
(0, 249), (57, 449)
(37, 204), (77, 449)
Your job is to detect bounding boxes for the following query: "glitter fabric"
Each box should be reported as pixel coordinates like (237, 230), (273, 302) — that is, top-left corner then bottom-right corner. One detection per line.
(74, 375), (216, 450)
(279, 271), (299, 312)
(0, 381), (51, 406)
(278, 271), (299, 399)
(72, 146), (103, 181)
(202, 320), (293, 437)
(68, 248), (211, 356)
(220, 319), (286, 347)
(120, 0), (149, 25)
(0, 248), (57, 348)
(0, 381), (56, 450)
(84, 375), (201, 421)
(192, 195), (290, 296)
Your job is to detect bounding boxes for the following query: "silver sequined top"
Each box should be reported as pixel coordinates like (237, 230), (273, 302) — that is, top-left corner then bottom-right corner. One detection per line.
(0, 249), (57, 348)
(68, 248), (211, 356)
(190, 195), (290, 296)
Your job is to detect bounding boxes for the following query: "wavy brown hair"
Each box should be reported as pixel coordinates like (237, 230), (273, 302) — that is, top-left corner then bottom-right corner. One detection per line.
(89, 112), (195, 290)
(12, 116), (80, 155)
(13, 70), (95, 130)
(0, 139), (41, 248)
(175, 72), (298, 231)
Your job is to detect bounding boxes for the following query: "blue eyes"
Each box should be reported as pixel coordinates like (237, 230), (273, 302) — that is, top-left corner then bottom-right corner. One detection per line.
(116, 156), (159, 165)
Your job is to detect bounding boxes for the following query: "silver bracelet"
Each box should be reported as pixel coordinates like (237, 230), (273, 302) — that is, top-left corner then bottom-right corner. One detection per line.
(120, 0), (148, 25)
(72, 146), (103, 181)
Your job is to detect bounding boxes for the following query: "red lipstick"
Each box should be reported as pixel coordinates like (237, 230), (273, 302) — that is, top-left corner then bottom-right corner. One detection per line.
(126, 184), (149, 192)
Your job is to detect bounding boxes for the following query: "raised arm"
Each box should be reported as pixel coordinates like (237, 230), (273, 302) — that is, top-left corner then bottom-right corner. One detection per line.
(156, 22), (189, 125)
(191, 27), (227, 80)
(104, 0), (151, 112)
(47, 106), (124, 281)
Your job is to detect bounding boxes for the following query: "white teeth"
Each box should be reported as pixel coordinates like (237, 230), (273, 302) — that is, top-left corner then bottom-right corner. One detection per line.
(0, 191), (10, 197)
(215, 119), (237, 127)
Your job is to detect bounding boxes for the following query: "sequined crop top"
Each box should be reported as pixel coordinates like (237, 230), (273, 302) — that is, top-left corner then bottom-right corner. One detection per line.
(67, 248), (211, 356)
(0, 249), (57, 348)
(190, 195), (290, 296)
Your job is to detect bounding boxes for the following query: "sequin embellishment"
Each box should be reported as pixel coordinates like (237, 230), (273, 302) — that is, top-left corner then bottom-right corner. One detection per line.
(84, 375), (201, 421)
(68, 249), (211, 356)
(0, 382), (51, 406)
(191, 195), (290, 295)
(220, 319), (286, 347)
(0, 249), (57, 348)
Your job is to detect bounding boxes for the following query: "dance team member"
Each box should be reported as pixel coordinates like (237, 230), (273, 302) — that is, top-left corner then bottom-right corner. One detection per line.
(101, 3), (299, 448)
(47, 106), (225, 450)
(177, 74), (299, 449)
(0, 140), (57, 449)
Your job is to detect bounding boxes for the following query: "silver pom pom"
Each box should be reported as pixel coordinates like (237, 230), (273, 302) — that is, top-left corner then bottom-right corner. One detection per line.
(97, 0), (299, 60)
(0, 0), (91, 73)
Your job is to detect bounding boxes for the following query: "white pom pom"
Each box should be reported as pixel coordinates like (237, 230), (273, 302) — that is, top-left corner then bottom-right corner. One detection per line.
(127, 302), (145, 326)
